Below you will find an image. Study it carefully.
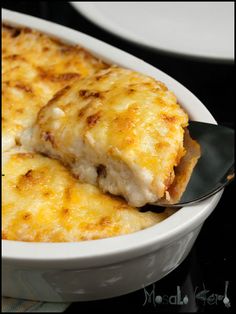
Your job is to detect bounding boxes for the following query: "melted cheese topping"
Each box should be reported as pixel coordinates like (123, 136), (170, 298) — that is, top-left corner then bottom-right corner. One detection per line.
(27, 66), (189, 206)
(2, 24), (108, 152)
(2, 152), (173, 242)
(1, 24), (198, 242)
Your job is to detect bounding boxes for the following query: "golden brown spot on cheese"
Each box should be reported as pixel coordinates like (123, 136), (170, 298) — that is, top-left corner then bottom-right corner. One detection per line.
(15, 137), (21, 146)
(113, 115), (134, 132)
(60, 46), (75, 54)
(73, 173), (80, 180)
(11, 28), (21, 38)
(79, 89), (100, 98)
(16, 172), (35, 191)
(61, 208), (70, 215)
(2, 232), (7, 240)
(78, 104), (90, 118)
(161, 113), (177, 123)
(21, 27), (32, 34)
(2, 23), (16, 31)
(158, 81), (168, 90)
(16, 153), (35, 159)
(96, 164), (107, 178)
(64, 186), (72, 201)
(54, 73), (81, 82)
(86, 112), (101, 127)
(95, 72), (108, 81)
(47, 85), (70, 105)
(127, 88), (136, 94)
(42, 131), (55, 146)
(22, 212), (31, 220)
(39, 70), (80, 82)
(79, 90), (88, 97)
(24, 169), (33, 178)
(16, 108), (24, 114)
(43, 46), (50, 52)
(4, 54), (24, 61)
(15, 83), (32, 93)
(99, 216), (111, 227)
(43, 191), (53, 197)
(155, 142), (170, 151)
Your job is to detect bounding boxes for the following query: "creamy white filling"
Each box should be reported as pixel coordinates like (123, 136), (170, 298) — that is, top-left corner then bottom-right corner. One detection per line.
(51, 107), (65, 118)
(20, 126), (166, 207)
(2, 134), (16, 152)
(71, 157), (157, 207)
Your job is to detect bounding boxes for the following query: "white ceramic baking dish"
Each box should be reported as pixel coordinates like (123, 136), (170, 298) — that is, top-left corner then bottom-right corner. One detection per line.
(2, 9), (223, 302)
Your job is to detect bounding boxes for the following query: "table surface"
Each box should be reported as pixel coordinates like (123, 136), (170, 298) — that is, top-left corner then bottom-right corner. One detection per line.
(2, 2), (235, 313)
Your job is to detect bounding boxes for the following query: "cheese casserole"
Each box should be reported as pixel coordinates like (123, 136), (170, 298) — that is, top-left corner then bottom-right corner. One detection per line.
(1, 24), (179, 242)
(24, 66), (200, 207)
(2, 24), (200, 242)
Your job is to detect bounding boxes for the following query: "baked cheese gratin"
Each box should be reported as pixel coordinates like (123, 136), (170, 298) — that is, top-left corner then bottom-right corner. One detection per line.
(2, 23), (200, 242)
(2, 24), (108, 152)
(24, 66), (200, 207)
(2, 152), (174, 242)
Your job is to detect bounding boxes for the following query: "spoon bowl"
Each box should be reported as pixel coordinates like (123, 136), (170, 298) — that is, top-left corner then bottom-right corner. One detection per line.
(157, 121), (234, 208)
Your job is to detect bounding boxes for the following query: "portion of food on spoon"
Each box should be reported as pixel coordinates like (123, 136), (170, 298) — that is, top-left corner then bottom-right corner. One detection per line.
(23, 66), (200, 207)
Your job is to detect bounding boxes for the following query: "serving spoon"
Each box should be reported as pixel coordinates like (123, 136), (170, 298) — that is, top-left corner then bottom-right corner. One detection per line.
(156, 121), (234, 208)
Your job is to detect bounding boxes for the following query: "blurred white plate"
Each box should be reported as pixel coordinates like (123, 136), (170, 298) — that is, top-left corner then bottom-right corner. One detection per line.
(71, 1), (234, 62)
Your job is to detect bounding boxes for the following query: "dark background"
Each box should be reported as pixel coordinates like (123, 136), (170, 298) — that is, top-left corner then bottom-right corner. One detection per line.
(2, 2), (235, 313)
